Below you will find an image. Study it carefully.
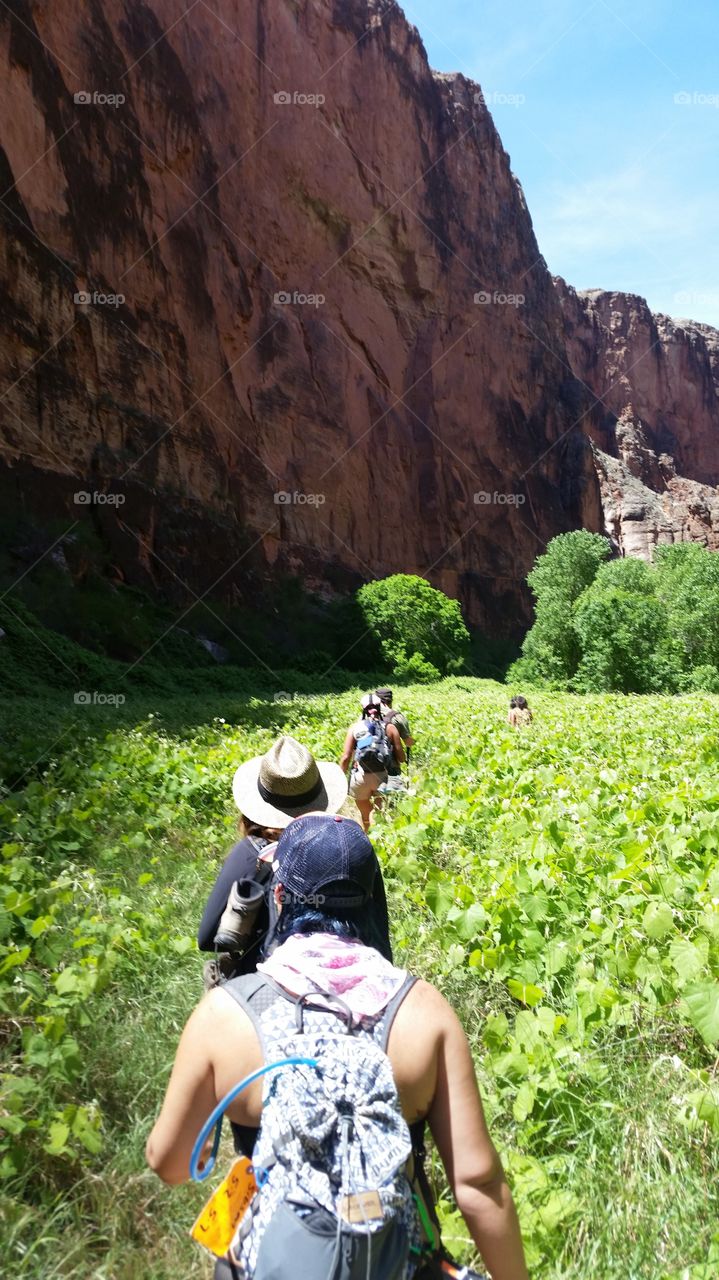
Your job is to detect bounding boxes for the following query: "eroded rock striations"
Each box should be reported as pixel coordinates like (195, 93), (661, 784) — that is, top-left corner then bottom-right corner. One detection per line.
(556, 280), (719, 558)
(0, 0), (716, 638)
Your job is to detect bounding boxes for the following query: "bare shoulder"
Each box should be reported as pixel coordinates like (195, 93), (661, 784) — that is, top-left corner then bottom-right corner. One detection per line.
(396, 977), (463, 1037)
(208, 985), (257, 1033)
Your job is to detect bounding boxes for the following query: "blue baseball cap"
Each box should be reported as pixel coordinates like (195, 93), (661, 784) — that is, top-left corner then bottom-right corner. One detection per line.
(274, 813), (377, 908)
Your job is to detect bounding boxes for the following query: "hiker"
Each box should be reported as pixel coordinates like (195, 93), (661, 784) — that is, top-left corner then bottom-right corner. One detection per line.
(375, 687), (414, 769)
(197, 734), (392, 976)
(147, 814), (529, 1280)
(508, 695), (533, 727)
(340, 693), (405, 831)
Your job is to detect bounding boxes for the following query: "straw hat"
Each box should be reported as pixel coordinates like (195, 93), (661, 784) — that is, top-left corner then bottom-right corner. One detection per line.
(232, 735), (347, 829)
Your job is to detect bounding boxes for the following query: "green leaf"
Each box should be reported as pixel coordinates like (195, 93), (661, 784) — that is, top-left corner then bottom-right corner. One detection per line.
(668, 937), (708, 986)
(0, 947), (31, 975)
(29, 915), (53, 938)
(683, 982), (719, 1046)
(54, 968), (82, 994)
(642, 901), (674, 939)
(43, 1121), (70, 1156)
(507, 979), (545, 1007)
(0, 1114), (25, 1135)
(538, 1189), (581, 1231)
(482, 1012), (508, 1049)
(513, 1011), (542, 1053)
(513, 1080), (536, 1123)
(455, 902), (487, 940)
(169, 936), (194, 956)
(424, 879), (454, 920)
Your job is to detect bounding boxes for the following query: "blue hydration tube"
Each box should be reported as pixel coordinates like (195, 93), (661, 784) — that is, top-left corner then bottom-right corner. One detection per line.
(189, 1056), (318, 1182)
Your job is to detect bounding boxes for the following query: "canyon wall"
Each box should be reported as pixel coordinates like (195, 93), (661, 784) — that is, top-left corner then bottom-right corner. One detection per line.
(0, 0), (716, 641)
(0, 0), (603, 635)
(556, 280), (719, 558)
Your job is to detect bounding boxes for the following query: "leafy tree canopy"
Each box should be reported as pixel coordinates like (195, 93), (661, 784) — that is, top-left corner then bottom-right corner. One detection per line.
(509, 532), (719, 694)
(356, 574), (470, 680)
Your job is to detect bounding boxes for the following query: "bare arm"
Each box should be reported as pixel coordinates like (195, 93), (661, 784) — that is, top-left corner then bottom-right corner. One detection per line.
(427, 994), (530, 1280)
(387, 722), (405, 765)
(339, 727), (356, 773)
(146, 993), (220, 1184)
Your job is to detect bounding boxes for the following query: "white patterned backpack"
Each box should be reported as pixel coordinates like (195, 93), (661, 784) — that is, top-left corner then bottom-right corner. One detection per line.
(223, 971), (421, 1280)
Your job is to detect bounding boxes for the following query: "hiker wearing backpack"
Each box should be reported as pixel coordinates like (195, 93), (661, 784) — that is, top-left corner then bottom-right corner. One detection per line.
(375, 687), (414, 769)
(340, 694), (405, 831)
(508, 695), (533, 728)
(197, 735), (393, 980)
(147, 814), (529, 1280)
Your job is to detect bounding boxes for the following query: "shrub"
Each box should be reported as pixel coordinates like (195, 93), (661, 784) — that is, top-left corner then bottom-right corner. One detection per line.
(393, 650), (442, 683)
(683, 663), (719, 693)
(572, 587), (668, 693)
(356, 575), (470, 678)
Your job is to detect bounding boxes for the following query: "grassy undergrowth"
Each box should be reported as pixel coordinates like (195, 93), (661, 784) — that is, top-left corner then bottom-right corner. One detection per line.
(1, 681), (718, 1278)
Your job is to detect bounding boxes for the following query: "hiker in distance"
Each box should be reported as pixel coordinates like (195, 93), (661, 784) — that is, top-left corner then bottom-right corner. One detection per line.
(147, 813), (530, 1280)
(197, 735), (393, 979)
(375, 687), (414, 763)
(508, 695), (533, 728)
(340, 693), (405, 831)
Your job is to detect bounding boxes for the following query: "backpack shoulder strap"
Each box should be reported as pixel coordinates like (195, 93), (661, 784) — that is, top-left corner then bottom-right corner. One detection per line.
(378, 973), (417, 1051)
(222, 972), (282, 1053)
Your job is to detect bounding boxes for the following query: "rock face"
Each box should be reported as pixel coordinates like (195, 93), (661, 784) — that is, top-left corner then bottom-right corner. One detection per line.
(0, 1), (716, 640)
(556, 280), (719, 558)
(0, 0), (602, 635)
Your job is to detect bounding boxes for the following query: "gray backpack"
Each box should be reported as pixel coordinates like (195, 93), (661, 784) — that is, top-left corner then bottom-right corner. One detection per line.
(223, 971), (420, 1280)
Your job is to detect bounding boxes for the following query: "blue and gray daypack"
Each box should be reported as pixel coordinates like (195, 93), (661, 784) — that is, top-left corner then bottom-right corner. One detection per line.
(354, 717), (393, 774)
(223, 971), (421, 1279)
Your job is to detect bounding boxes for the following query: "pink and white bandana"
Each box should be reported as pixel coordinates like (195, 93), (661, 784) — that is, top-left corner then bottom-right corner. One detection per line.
(258, 933), (407, 1020)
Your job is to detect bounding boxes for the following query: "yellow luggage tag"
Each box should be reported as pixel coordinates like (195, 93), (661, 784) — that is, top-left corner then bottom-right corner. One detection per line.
(190, 1156), (257, 1257)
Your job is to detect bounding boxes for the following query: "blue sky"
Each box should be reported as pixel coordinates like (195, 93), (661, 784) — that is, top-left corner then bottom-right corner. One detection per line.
(401, 0), (719, 327)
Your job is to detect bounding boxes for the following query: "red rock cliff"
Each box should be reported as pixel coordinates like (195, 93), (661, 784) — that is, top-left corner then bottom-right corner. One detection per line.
(555, 279), (719, 558)
(0, 0), (603, 634)
(2, 2), (717, 637)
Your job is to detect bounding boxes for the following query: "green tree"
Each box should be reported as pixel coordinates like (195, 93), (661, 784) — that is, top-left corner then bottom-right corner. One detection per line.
(356, 574), (470, 679)
(655, 543), (719, 674)
(509, 531), (611, 686)
(572, 559), (668, 693)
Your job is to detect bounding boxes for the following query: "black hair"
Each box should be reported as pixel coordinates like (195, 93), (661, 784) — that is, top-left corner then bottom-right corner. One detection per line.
(276, 898), (390, 959)
(509, 696), (518, 708)
(515, 695), (529, 709)
(239, 813), (282, 841)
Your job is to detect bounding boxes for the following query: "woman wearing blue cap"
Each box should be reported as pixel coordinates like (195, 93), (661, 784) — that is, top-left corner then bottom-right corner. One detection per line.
(148, 814), (529, 1280)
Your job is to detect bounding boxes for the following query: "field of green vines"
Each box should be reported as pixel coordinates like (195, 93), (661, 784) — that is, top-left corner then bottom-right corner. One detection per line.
(1, 680), (718, 1278)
